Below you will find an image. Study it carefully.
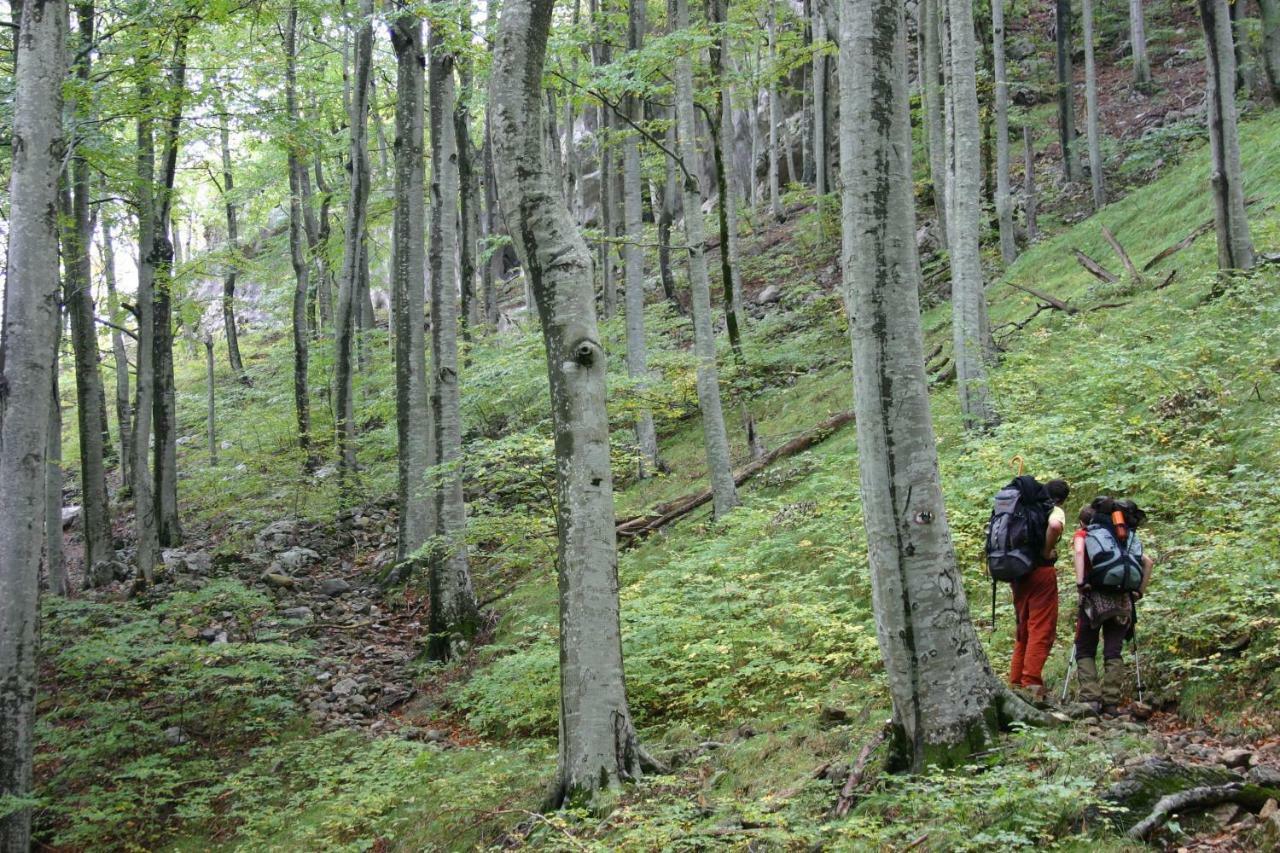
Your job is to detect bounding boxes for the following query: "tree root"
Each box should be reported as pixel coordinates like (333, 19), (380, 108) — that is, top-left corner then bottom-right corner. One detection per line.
(831, 726), (889, 818)
(995, 685), (1063, 728)
(1127, 783), (1260, 840)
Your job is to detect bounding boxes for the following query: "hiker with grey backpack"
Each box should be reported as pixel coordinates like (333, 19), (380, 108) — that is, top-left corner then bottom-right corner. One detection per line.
(1072, 497), (1156, 716)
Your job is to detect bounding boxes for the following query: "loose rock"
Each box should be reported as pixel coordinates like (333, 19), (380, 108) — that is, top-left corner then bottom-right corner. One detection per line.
(318, 578), (351, 597)
(1221, 748), (1254, 769)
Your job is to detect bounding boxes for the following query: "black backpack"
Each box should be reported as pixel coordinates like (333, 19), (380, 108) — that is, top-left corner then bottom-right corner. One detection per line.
(985, 475), (1052, 582)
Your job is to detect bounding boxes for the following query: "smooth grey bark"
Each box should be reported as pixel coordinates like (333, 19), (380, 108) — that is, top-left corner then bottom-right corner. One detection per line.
(624, 0), (661, 476)
(216, 98), (249, 384)
(456, 16), (482, 336)
(1082, 0), (1106, 210)
(314, 154), (337, 332)
(428, 20), (479, 660)
(46, 369), (68, 597)
(204, 334), (216, 467)
(709, 0), (745, 360)
(390, 7), (431, 562)
(944, 0), (998, 430)
(1023, 124), (1038, 242)
(838, 0), (1016, 772)
(991, 0), (1017, 263)
(482, 111), (502, 326)
(921, 0), (949, 251)
(657, 108), (683, 311)
(1199, 0), (1256, 270)
(675, 0), (740, 518)
(0, 2), (66, 845)
(285, 4), (313, 459)
(1262, 0), (1280, 104)
(1056, 0), (1081, 182)
(1130, 0), (1152, 89)
(101, 220), (131, 492)
(335, 0), (374, 482)
(768, 0), (783, 219)
(132, 90), (160, 588)
(812, 2), (828, 197)
(490, 0), (648, 802)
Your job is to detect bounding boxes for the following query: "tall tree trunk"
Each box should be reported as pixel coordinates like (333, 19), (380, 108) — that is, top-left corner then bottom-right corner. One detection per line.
(482, 112), (503, 326)
(1130, 0), (1152, 89)
(1056, 0), (1080, 182)
(314, 154), (336, 332)
(428, 19), (479, 659)
(838, 0), (1025, 772)
(991, 0), (1018, 263)
(657, 108), (683, 311)
(390, 7), (432, 562)
(204, 335), (216, 467)
(1023, 124), (1038, 242)
(132, 91), (160, 588)
(921, 0), (949, 251)
(491, 0), (650, 801)
(945, 0), (998, 430)
(709, 0), (745, 361)
(101, 219), (132, 492)
(1082, 0), (1106, 210)
(217, 99), (249, 384)
(674, 0), (740, 517)
(1262, 0), (1280, 105)
(456, 11), (481, 336)
(335, 0), (374, 482)
(812, 2), (828, 197)
(768, 0), (783, 219)
(624, 0), (662, 476)
(1199, 0), (1256, 270)
(47, 368), (68, 597)
(285, 4), (313, 460)
(1, 2), (66, 845)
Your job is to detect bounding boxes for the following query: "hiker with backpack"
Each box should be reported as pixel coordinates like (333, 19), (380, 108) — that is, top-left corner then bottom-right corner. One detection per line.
(1073, 497), (1155, 716)
(986, 475), (1070, 701)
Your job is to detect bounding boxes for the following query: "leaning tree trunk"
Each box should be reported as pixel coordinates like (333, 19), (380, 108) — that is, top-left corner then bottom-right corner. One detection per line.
(491, 0), (650, 803)
(1083, 0), (1106, 210)
(1262, 0), (1280, 105)
(922, 0), (950, 252)
(101, 219), (132, 492)
(1, 3), (66, 845)
(390, 6), (432, 562)
(1055, 0), (1080, 182)
(217, 98), (249, 385)
(945, 0), (998, 430)
(674, 0), (740, 518)
(46, 369), (68, 597)
(285, 4), (313, 460)
(427, 20), (479, 660)
(991, 0), (1018, 263)
(838, 0), (1031, 772)
(623, 0), (662, 476)
(1130, 0), (1152, 89)
(1200, 0), (1256, 270)
(335, 0), (374, 482)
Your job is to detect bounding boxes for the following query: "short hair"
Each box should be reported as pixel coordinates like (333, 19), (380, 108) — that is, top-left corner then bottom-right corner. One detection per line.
(1046, 479), (1070, 504)
(1078, 505), (1095, 527)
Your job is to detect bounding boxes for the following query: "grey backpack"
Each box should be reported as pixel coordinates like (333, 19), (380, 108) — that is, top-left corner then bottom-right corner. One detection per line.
(1084, 524), (1145, 592)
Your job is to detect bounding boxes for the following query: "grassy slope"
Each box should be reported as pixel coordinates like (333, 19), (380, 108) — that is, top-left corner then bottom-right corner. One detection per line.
(41, 112), (1280, 850)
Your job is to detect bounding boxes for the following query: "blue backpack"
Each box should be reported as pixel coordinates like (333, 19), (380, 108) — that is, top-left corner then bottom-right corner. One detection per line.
(1084, 521), (1145, 592)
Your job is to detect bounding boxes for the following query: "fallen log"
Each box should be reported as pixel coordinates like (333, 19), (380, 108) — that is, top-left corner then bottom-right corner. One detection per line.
(616, 410), (855, 542)
(1143, 197), (1261, 272)
(1074, 249), (1120, 284)
(1007, 281), (1079, 313)
(1101, 224), (1142, 281)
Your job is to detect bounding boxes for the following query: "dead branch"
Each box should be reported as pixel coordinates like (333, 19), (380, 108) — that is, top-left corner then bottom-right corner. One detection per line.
(1127, 784), (1253, 840)
(832, 727), (888, 818)
(1007, 281), (1079, 314)
(1101, 225), (1142, 281)
(1074, 249), (1120, 284)
(1143, 197), (1261, 271)
(1152, 269), (1178, 291)
(616, 411), (855, 542)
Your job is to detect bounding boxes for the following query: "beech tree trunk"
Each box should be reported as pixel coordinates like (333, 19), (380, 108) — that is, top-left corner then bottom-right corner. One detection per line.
(101, 219), (132, 492)
(1024, 125), (1039, 242)
(132, 91), (161, 587)
(491, 0), (648, 803)
(1082, 0), (1106, 210)
(1199, 0), (1256, 270)
(390, 7), (432, 562)
(944, 0), (998, 430)
(709, 0), (745, 360)
(675, 0), (740, 518)
(1, 3), (67, 845)
(456, 16), (482, 336)
(624, 0), (662, 476)
(991, 0), (1018, 263)
(428, 19), (479, 660)
(46, 369), (68, 597)
(217, 98), (249, 384)
(657, 108), (683, 311)
(335, 0), (374, 481)
(921, 0), (949, 251)
(812, 2), (828, 197)
(839, 0), (1021, 772)
(1056, 0), (1080, 182)
(1130, 0), (1152, 89)
(482, 111), (503, 326)
(768, 0), (783, 219)
(1262, 0), (1280, 104)
(285, 4), (313, 460)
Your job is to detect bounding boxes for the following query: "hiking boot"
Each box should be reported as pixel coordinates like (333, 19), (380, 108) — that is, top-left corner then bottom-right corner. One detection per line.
(1082, 700), (1102, 716)
(1076, 657), (1102, 704)
(1101, 704), (1122, 718)
(1102, 658), (1126, 707)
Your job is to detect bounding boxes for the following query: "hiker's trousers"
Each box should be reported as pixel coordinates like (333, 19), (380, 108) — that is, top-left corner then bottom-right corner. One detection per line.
(1009, 565), (1059, 688)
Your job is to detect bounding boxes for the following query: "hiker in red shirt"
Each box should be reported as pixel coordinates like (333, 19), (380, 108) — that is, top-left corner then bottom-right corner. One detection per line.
(1009, 478), (1069, 700)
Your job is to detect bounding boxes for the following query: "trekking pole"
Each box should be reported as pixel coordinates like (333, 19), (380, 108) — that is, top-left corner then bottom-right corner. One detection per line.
(1060, 644), (1077, 704)
(1131, 598), (1145, 704)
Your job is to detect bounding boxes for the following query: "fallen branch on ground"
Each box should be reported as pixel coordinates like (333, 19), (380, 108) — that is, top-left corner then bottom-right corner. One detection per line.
(1007, 281), (1079, 313)
(1143, 197), (1261, 271)
(832, 727), (888, 819)
(1101, 225), (1142, 281)
(1152, 269), (1178, 291)
(1074, 249), (1120, 284)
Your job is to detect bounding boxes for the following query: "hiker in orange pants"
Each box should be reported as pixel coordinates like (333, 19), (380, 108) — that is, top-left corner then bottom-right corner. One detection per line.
(1009, 479), (1069, 699)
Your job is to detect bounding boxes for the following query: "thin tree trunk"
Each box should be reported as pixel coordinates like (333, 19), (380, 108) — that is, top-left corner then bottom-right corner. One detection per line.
(314, 153), (336, 331)
(1056, 0), (1080, 182)
(709, 0), (745, 360)
(1, 3), (67, 844)
(491, 0), (650, 801)
(768, 0), (783, 219)
(285, 4), (313, 460)
(132, 87), (160, 588)
(370, 73), (391, 180)
(921, 0), (949, 251)
(1130, 0), (1152, 89)
(204, 336), (216, 467)
(674, 0), (740, 517)
(945, 0), (998, 430)
(839, 0), (1020, 771)
(101, 219), (131, 492)
(1199, 0), (1256, 270)
(1023, 124), (1038, 242)
(812, 3), (828, 197)
(657, 108), (683, 311)
(390, 6), (432, 562)
(992, 0), (1018, 263)
(47, 368), (68, 597)
(428, 19), (479, 659)
(1262, 0), (1280, 105)
(217, 100), (249, 384)
(335, 0), (374, 483)
(456, 11), (481, 336)
(1083, 0), (1106, 210)
(482, 112), (503, 326)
